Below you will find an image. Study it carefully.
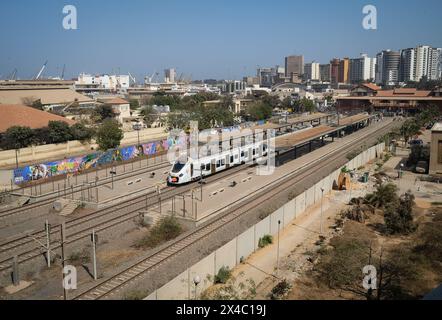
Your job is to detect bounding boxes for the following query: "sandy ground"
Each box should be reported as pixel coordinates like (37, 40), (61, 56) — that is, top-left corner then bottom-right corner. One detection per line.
(208, 131), (442, 300)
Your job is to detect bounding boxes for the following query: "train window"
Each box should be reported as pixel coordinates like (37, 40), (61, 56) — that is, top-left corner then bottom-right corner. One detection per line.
(205, 163), (210, 171)
(230, 156), (234, 163)
(221, 159), (225, 166)
(241, 151), (244, 157)
(216, 160), (221, 168)
(263, 145), (267, 151)
(172, 162), (185, 173)
(253, 149), (256, 156)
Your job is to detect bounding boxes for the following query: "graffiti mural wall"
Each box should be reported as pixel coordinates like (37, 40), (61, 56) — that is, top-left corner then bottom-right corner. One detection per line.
(13, 135), (188, 184)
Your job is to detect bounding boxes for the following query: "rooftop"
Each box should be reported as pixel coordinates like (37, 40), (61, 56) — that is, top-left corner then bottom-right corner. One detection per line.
(432, 122), (442, 132)
(0, 88), (94, 105)
(0, 104), (75, 133)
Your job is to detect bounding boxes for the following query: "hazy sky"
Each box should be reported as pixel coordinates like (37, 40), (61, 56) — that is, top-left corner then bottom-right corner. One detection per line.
(1, 0), (441, 81)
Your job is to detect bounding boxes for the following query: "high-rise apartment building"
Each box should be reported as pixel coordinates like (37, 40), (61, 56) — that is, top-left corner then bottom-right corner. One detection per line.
(375, 50), (400, 86)
(164, 68), (176, 83)
(319, 64), (331, 82)
(400, 45), (442, 82)
(285, 55), (304, 79)
(330, 58), (340, 85)
(305, 62), (320, 81)
(338, 58), (350, 83)
(349, 54), (376, 83)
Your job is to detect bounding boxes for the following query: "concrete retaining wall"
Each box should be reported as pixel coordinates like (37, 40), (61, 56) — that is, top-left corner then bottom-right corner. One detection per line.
(144, 142), (385, 300)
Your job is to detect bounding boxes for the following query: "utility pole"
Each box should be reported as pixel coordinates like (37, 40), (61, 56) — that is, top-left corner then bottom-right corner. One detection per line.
(320, 188), (325, 234)
(45, 220), (51, 268)
(91, 229), (98, 281)
(61, 222), (67, 300)
(276, 220), (281, 276)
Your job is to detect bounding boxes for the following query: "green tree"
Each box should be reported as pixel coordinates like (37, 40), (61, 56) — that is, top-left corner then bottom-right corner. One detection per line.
(384, 192), (416, 235)
(299, 97), (316, 113)
(2, 126), (35, 149)
(70, 123), (95, 142)
(140, 105), (158, 127)
(365, 183), (399, 208)
(47, 121), (73, 144)
(95, 104), (115, 122)
(261, 94), (281, 109)
(247, 102), (273, 121)
(129, 99), (140, 110)
(96, 119), (124, 150)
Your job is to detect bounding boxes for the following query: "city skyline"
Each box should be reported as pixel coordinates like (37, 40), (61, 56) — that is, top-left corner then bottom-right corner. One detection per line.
(1, 0), (442, 81)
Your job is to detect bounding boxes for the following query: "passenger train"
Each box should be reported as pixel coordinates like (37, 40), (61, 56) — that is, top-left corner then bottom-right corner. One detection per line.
(167, 140), (268, 185)
(167, 124), (313, 185)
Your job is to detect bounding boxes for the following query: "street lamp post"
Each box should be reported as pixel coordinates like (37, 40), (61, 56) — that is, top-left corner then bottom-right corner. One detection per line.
(193, 275), (201, 300)
(320, 188), (325, 234)
(276, 220), (281, 276)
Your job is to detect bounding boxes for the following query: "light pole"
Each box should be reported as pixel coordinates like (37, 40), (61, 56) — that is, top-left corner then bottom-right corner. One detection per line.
(320, 188), (325, 234)
(399, 163), (404, 190)
(193, 275), (201, 300)
(134, 124), (141, 147)
(276, 220), (281, 276)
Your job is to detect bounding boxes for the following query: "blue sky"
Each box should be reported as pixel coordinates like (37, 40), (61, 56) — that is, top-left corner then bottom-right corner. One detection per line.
(0, 0), (441, 81)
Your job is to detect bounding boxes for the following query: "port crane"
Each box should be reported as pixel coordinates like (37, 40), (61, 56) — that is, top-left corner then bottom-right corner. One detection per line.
(35, 61), (48, 80)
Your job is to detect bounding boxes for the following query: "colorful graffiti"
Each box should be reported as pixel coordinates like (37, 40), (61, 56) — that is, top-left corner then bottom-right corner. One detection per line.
(13, 135), (188, 184)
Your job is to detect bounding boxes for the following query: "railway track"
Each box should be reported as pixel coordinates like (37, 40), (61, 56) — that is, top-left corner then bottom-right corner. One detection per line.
(72, 119), (400, 300)
(0, 160), (174, 224)
(0, 163), (254, 272)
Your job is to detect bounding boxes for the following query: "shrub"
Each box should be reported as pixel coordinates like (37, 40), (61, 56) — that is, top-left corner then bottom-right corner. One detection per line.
(270, 279), (291, 300)
(135, 216), (182, 249)
(214, 266), (232, 284)
(258, 235), (273, 248)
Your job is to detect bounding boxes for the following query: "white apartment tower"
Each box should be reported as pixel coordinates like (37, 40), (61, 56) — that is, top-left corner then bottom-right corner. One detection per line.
(305, 62), (320, 81)
(349, 54), (376, 83)
(400, 45), (442, 82)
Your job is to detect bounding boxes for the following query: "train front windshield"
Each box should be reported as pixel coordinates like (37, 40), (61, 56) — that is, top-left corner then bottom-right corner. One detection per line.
(171, 162), (185, 173)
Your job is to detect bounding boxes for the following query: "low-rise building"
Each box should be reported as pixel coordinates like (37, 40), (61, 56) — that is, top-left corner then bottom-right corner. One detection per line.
(233, 98), (254, 114)
(97, 97), (132, 125)
(336, 85), (442, 113)
(430, 123), (442, 175)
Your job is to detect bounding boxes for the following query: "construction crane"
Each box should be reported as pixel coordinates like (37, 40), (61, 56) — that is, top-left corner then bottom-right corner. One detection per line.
(60, 64), (66, 80)
(128, 72), (137, 85)
(7, 68), (18, 80)
(35, 61), (48, 80)
(145, 71), (159, 84)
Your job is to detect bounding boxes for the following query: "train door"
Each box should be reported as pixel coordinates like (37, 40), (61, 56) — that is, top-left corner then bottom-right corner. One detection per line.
(211, 159), (216, 174)
(226, 155), (230, 169)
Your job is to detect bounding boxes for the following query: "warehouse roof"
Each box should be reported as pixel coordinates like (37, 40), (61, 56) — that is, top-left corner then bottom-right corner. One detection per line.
(0, 88), (94, 105)
(0, 104), (75, 133)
